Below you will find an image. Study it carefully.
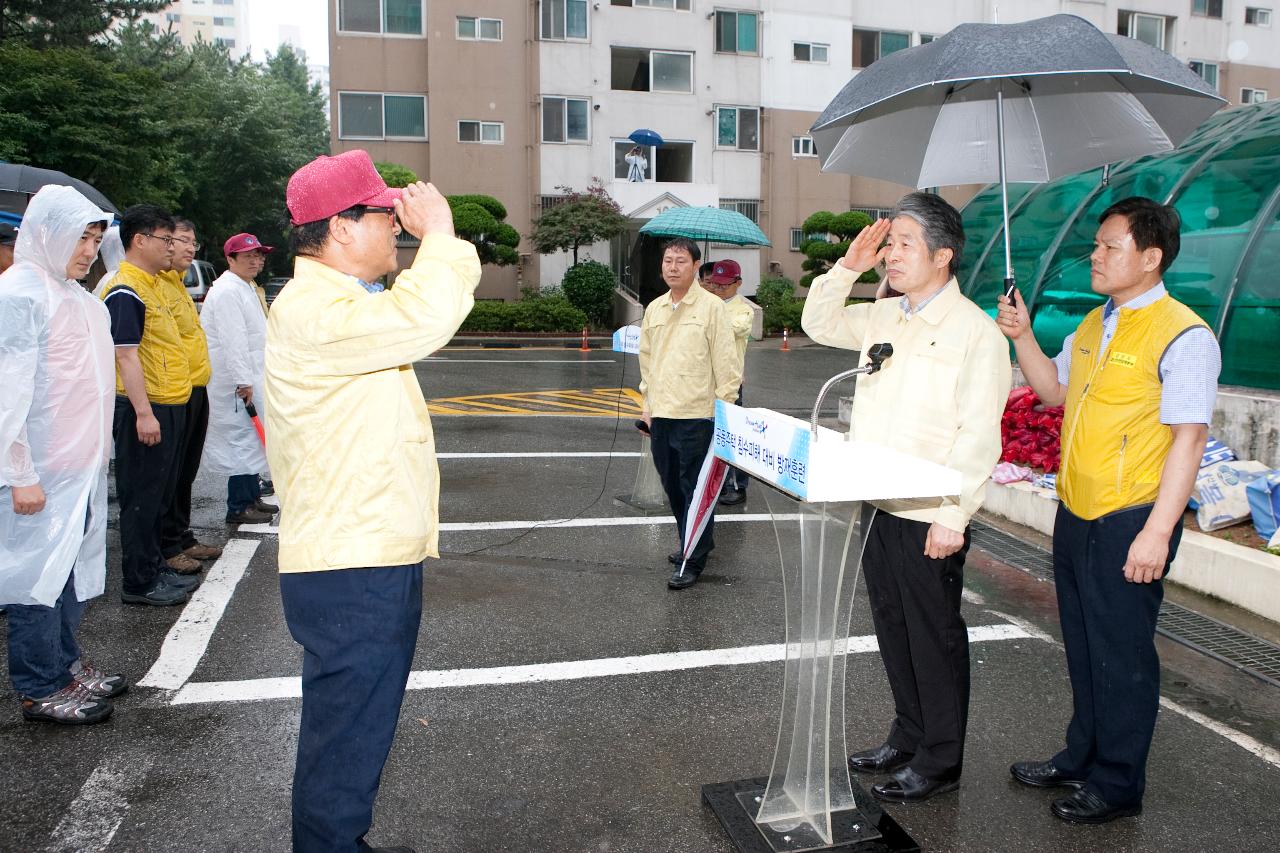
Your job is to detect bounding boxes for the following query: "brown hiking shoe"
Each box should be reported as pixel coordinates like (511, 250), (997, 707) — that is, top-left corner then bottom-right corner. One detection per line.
(226, 507), (274, 525)
(165, 552), (203, 574)
(183, 542), (223, 561)
(71, 660), (129, 699)
(21, 682), (113, 725)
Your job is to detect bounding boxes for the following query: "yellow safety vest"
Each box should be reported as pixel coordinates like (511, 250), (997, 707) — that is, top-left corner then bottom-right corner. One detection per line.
(157, 270), (212, 387)
(1057, 295), (1207, 519)
(101, 262), (193, 406)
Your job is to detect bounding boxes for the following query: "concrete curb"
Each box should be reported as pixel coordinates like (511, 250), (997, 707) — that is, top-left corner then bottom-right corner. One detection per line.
(982, 481), (1280, 624)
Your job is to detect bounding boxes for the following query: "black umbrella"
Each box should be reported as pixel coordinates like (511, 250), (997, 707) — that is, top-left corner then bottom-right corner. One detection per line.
(811, 14), (1225, 299)
(0, 163), (119, 216)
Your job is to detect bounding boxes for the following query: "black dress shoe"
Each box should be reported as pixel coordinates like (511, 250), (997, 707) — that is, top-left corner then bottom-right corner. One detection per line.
(848, 743), (913, 774)
(667, 566), (701, 589)
(1051, 788), (1141, 824)
(717, 489), (746, 506)
(1010, 759), (1086, 789)
(668, 551), (682, 565)
(872, 767), (959, 803)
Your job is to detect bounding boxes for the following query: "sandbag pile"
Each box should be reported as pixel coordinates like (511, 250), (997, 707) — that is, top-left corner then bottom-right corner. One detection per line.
(1000, 386), (1064, 473)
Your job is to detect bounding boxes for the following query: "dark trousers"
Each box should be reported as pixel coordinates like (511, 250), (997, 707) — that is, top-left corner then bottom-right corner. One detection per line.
(650, 417), (715, 570)
(1052, 503), (1180, 806)
(722, 387), (749, 494)
(114, 397), (186, 595)
(161, 385), (209, 557)
(227, 473), (261, 517)
(280, 563), (423, 853)
(6, 567), (86, 697)
(862, 512), (971, 780)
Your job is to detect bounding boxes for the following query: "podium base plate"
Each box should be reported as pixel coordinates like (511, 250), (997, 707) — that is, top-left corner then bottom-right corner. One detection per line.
(611, 494), (668, 515)
(702, 778), (919, 853)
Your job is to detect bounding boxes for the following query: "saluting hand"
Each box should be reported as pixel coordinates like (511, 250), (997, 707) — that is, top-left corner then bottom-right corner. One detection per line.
(838, 217), (891, 275)
(394, 182), (455, 240)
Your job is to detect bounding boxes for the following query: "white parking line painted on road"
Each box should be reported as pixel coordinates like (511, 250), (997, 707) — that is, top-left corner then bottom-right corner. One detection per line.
(1159, 697), (1280, 770)
(438, 451), (643, 459)
(169, 623), (1033, 705)
(137, 539), (260, 690)
(48, 756), (154, 853)
(236, 513), (799, 535)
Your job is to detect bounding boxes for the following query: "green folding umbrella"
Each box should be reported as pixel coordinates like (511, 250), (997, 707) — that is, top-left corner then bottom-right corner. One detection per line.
(639, 206), (770, 247)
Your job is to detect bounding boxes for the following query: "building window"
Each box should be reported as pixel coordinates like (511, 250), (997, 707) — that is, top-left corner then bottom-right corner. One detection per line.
(613, 140), (693, 182)
(542, 97), (590, 143)
(457, 17), (502, 40)
(850, 206), (892, 221)
(1192, 0), (1224, 18)
(611, 48), (693, 93)
(1119, 11), (1169, 51)
(716, 106), (759, 151)
(851, 28), (910, 68)
(625, 0), (692, 8)
(1245, 7), (1272, 25)
(338, 92), (427, 140)
(715, 11), (759, 55)
(920, 33), (937, 44)
(792, 136), (816, 157)
(540, 0), (588, 40)
(1242, 87), (1269, 103)
(458, 121), (504, 143)
(792, 42), (828, 63)
(720, 198), (760, 224)
(1189, 59), (1219, 90)
(789, 229), (826, 251)
(165, 12), (180, 22)
(215, 37), (236, 48)
(338, 0), (424, 36)
(213, 17), (234, 26)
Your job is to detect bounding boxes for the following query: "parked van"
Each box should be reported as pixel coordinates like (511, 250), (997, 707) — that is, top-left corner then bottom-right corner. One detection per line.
(184, 259), (217, 307)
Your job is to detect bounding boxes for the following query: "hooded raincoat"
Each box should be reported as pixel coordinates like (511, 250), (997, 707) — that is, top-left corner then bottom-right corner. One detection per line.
(0, 186), (114, 606)
(90, 225), (124, 299)
(200, 269), (269, 476)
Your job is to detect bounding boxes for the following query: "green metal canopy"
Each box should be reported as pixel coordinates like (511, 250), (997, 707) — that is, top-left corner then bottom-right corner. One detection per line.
(959, 99), (1280, 390)
(640, 206), (771, 247)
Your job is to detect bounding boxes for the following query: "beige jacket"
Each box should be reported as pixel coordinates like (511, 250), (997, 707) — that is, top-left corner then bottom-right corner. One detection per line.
(264, 236), (482, 573)
(723, 293), (755, 367)
(639, 282), (742, 419)
(802, 263), (1011, 532)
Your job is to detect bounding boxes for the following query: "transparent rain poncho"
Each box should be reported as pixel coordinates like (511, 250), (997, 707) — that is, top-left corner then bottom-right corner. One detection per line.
(0, 185), (114, 606)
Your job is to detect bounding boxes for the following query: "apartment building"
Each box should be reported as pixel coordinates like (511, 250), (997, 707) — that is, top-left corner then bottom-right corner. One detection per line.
(329, 1), (1280, 301)
(141, 0), (250, 57)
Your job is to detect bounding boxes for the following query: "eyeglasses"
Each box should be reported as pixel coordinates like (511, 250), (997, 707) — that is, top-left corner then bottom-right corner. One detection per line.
(362, 206), (396, 217)
(140, 233), (175, 247)
(173, 236), (202, 251)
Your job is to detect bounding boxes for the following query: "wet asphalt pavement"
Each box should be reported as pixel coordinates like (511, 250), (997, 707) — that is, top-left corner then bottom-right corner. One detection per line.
(3, 341), (1279, 853)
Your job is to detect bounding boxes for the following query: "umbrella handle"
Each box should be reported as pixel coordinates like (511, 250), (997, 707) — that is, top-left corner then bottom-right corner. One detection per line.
(1002, 278), (1017, 301)
(244, 401), (258, 418)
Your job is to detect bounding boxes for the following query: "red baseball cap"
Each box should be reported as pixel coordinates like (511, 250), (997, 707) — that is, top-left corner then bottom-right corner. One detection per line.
(706, 260), (742, 284)
(286, 149), (402, 226)
(223, 232), (275, 256)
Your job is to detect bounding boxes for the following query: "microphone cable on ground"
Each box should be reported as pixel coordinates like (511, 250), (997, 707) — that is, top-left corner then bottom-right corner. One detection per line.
(458, 342), (634, 557)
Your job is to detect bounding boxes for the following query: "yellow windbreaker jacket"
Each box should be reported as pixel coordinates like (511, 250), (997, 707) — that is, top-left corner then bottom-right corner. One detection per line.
(264, 236), (482, 573)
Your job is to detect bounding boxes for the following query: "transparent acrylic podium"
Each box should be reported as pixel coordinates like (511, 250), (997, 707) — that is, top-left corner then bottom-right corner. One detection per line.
(702, 403), (961, 853)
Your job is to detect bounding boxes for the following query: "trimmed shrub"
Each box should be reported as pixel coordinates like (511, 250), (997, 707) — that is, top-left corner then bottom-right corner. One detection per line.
(561, 260), (617, 328)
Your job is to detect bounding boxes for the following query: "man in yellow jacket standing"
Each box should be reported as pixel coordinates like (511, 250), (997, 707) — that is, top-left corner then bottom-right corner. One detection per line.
(265, 150), (481, 853)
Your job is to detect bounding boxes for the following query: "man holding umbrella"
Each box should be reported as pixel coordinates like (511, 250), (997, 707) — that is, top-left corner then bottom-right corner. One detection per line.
(803, 193), (1010, 802)
(998, 197), (1219, 824)
(638, 238), (741, 590)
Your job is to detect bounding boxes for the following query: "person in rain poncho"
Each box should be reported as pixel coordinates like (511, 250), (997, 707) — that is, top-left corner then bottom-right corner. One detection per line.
(90, 224), (124, 298)
(201, 233), (274, 525)
(0, 185), (126, 725)
(626, 146), (648, 182)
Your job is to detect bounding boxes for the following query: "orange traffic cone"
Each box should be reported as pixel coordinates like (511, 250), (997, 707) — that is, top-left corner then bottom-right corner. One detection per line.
(580, 325), (590, 352)
(781, 328), (790, 352)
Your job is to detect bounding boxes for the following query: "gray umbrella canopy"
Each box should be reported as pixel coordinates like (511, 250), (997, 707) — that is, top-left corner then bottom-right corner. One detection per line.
(0, 163), (119, 216)
(811, 14), (1225, 188)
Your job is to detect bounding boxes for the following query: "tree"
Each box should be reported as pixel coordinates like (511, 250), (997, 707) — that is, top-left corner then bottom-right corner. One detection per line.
(375, 162), (418, 188)
(799, 210), (880, 288)
(447, 194), (520, 265)
(561, 260), (617, 327)
(530, 179), (628, 265)
(0, 0), (167, 47)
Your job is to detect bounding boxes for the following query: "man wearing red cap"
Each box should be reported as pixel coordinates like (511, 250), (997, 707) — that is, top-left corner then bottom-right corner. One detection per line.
(201, 233), (275, 525)
(702, 259), (755, 506)
(265, 150), (481, 853)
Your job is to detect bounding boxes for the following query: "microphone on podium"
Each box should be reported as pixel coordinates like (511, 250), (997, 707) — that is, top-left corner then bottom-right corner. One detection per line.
(810, 343), (894, 435)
